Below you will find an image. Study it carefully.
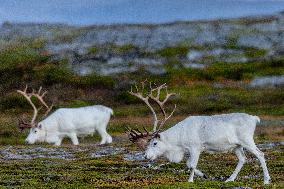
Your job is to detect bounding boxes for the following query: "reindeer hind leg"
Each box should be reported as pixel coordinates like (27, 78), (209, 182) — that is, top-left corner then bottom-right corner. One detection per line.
(244, 144), (270, 184)
(226, 146), (246, 182)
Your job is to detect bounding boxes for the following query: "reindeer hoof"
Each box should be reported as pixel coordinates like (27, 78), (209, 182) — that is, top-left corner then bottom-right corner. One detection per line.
(203, 174), (208, 179)
(225, 178), (234, 182)
(264, 179), (271, 185)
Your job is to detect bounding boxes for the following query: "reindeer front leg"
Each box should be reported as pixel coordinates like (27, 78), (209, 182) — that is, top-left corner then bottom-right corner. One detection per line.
(186, 148), (201, 182)
(69, 133), (79, 145)
(54, 137), (63, 146)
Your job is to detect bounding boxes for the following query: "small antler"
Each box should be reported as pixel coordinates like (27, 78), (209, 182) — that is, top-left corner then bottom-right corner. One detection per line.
(17, 85), (53, 130)
(126, 127), (150, 142)
(126, 126), (152, 150)
(18, 118), (33, 131)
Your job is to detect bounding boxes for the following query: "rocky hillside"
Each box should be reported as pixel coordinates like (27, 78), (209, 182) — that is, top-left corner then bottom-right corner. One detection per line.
(0, 12), (284, 79)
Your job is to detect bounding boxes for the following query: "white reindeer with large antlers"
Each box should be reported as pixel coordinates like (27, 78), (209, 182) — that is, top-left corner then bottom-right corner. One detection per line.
(17, 86), (113, 146)
(127, 81), (270, 184)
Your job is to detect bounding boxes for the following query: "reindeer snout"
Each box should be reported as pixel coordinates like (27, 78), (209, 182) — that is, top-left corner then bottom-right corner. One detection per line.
(25, 138), (33, 144)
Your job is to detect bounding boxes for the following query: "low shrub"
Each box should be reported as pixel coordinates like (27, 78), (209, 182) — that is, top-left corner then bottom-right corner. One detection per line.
(33, 64), (73, 86)
(0, 93), (28, 110)
(70, 73), (115, 89)
(0, 45), (41, 72)
(66, 100), (92, 108)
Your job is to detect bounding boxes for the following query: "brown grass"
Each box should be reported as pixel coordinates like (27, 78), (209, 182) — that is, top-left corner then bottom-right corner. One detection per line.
(110, 115), (187, 127)
(255, 126), (284, 141)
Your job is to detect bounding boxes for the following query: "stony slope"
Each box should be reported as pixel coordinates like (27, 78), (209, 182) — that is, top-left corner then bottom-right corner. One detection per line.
(0, 12), (284, 78)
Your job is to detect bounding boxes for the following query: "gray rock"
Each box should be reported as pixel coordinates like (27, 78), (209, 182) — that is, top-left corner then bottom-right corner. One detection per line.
(237, 33), (273, 49)
(187, 50), (204, 61)
(184, 63), (206, 69)
(0, 146), (74, 160)
(107, 57), (124, 65)
(186, 48), (248, 63)
(257, 142), (284, 150)
(124, 151), (146, 161)
(250, 75), (284, 87)
(90, 147), (125, 158)
(100, 66), (137, 76)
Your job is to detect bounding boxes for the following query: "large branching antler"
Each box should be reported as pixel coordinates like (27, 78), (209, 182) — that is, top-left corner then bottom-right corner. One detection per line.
(17, 85), (53, 130)
(129, 81), (177, 132)
(129, 80), (159, 132)
(127, 80), (177, 149)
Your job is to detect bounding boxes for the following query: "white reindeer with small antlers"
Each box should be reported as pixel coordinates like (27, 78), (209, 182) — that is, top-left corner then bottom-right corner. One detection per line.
(127, 81), (270, 184)
(17, 86), (113, 146)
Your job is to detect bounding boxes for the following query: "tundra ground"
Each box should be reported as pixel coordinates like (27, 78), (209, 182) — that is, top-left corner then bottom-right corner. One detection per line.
(0, 114), (283, 189)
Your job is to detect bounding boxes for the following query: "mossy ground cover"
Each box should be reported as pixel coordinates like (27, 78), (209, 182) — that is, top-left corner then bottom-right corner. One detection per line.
(0, 112), (283, 188)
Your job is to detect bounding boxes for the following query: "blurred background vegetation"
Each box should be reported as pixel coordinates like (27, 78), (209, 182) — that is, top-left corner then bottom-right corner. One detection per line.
(0, 38), (283, 116)
(0, 36), (283, 145)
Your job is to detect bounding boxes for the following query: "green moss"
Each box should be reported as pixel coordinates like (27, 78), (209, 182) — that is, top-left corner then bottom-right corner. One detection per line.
(88, 43), (144, 56)
(157, 45), (189, 58)
(244, 48), (267, 58)
(224, 34), (239, 49)
(115, 44), (138, 54)
(87, 46), (98, 54)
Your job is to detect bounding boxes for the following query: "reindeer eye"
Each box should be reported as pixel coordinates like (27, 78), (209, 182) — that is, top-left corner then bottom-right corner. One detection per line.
(153, 142), (157, 146)
(34, 130), (37, 133)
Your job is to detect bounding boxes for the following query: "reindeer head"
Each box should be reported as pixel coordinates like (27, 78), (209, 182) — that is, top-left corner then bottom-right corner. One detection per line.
(17, 86), (53, 144)
(126, 81), (176, 151)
